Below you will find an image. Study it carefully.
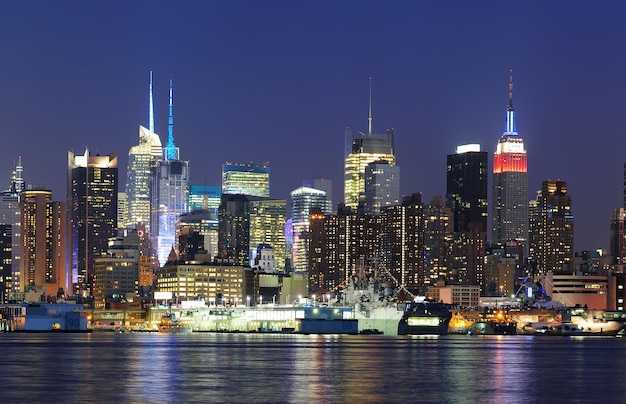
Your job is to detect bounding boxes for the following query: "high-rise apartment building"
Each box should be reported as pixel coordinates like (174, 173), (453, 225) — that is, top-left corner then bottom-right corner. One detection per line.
(20, 187), (67, 297)
(529, 180), (574, 272)
(151, 80), (190, 266)
(308, 205), (381, 295)
(68, 149), (118, 295)
(423, 196), (452, 286)
(380, 194), (425, 295)
(492, 71), (528, 252)
(344, 78), (395, 210)
(222, 163), (270, 198)
(363, 160), (400, 216)
(0, 157), (25, 294)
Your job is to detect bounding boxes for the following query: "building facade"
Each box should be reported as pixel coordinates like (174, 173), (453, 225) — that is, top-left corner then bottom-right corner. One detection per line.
(491, 72), (528, 251)
(20, 188), (67, 297)
(363, 160), (400, 216)
(222, 163), (270, 198)
(529, 180), (574, 272)
(68, 149), (118, 295)
(290, 186), (328, 273)
(125, 125), (162, 232)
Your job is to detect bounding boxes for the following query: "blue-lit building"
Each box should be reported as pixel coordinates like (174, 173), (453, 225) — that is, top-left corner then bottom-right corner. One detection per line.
(151, 80), (190, 266)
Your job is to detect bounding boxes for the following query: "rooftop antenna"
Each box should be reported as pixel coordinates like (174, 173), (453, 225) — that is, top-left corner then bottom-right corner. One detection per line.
(368, 76), (373, 134)
(149, 71), (155, 132)
(165, 79), (179, 160)
(505, 69), (516, 133)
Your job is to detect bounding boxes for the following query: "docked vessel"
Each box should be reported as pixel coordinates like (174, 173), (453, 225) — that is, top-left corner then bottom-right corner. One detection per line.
(158, 313), (192, 333)
(467, 309), (517, 335)
(397, 300), (452, 335)
(523, 307), (625, 336)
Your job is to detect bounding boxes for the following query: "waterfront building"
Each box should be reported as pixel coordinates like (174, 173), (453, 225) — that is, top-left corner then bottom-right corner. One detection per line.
(20, 187), (67, 297)
(67, 149), (118, 295)
(344, 78), (395, 210)
(363, 160), (400, 216)
(0, 225), (11, 303)
(222, 162), (270, 198)
(0, 157), (24, 294)
(544, 272), (608, 310)
(610, 208), (626, 267)
(529, 180), (574, 273)
(491, 71), (528, 251)
(151, 80), (190, 266)
(156, 260), (244, 303)
(93, 231), (141, 309)
(428, 283), (480, 307)
(290, 186), (328, 273)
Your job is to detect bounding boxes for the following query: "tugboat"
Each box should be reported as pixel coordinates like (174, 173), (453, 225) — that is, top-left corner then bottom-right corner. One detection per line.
(397, 298), (452, 335)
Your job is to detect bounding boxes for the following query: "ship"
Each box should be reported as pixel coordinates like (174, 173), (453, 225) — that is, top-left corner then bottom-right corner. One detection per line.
(467, 308), (517, 335)
(343, 265), (405, 335)
(158, 312), (192, 333)
(397, 299), (452, 335)
(523, 307), (626, 336)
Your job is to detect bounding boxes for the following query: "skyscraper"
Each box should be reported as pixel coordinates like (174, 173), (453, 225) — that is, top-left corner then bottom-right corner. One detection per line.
(20, 187), (67, 297)
(0, 157), (25, 294)
(446, 144), (488, 233)
(68, 149), (118, 295)
(529, 180), (574, 272)
(302, 178), (333, 214)
(290, 186), (328, 272)
(222, 163), (270, 197)
(151, 79), (190, 266)
(363, 159), (400, 216)
(125, 125), (162, 232)
(491, 71), (528, 251)
(344, 78), (395, 210)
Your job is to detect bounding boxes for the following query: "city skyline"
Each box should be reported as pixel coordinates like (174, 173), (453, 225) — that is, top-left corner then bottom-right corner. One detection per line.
(1, 1), (625, 252)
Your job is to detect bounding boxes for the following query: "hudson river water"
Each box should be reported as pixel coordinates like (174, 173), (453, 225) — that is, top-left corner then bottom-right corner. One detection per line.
(1, 332), (625, 403)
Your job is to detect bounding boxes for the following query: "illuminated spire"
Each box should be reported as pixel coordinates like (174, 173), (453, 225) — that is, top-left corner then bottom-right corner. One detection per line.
(15, 155), (24, 192)
(368, 76), (373, 134)
(149, 71), (155, 132)
(505, 69), (516, 134)
(164, 79), (179, 160)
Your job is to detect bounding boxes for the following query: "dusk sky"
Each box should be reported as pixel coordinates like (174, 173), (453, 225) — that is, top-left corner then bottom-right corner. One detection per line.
(1, 1), (625, 252)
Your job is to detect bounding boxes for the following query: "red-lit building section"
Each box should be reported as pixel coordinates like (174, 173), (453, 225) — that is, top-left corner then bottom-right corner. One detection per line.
(493, 152), (527, 173)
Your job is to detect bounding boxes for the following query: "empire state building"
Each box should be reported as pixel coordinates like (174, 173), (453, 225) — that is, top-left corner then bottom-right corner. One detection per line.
(491, 71), (528, 250)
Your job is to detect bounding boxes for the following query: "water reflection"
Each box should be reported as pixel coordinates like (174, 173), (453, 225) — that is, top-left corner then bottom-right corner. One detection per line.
(1, 333), (626, 403)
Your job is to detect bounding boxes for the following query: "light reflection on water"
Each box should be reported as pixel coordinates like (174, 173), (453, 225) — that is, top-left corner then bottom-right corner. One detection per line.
(1, 333), (625, 403)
